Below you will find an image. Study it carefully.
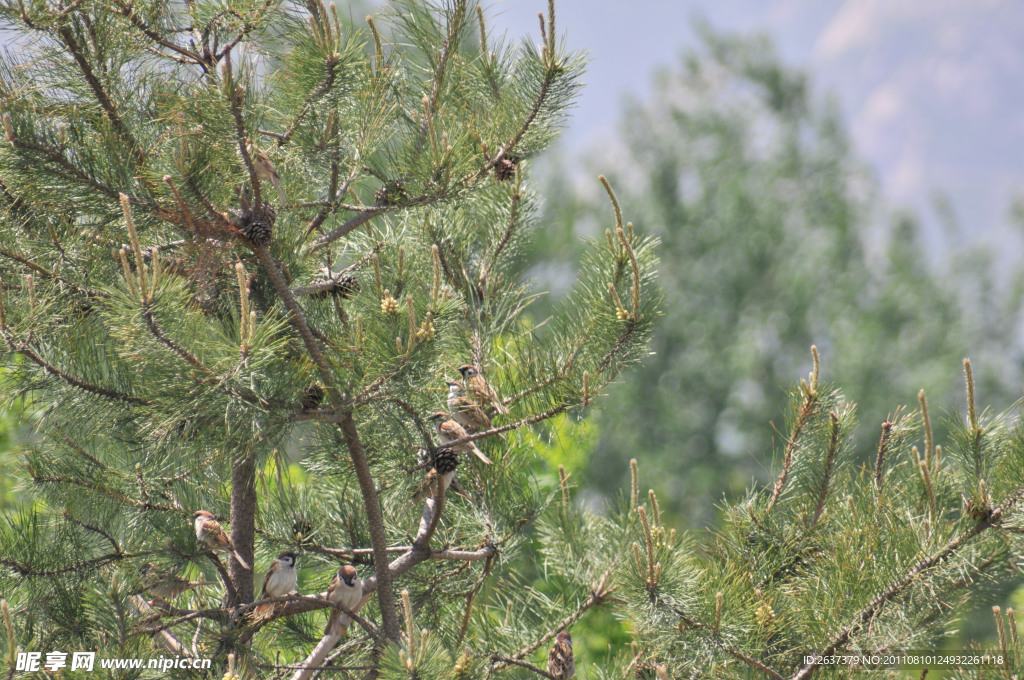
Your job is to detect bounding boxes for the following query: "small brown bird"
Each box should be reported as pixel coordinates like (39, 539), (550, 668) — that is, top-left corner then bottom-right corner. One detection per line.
(254, 551), (298, 618)
(428, 412), (492, 464)
(547, 631), (575, 680)
(247, 139), (286, 206)
(193, 510), (250, 569)
(140, 563), (213, 603)
(325, 565), (363, 635)
(447, 380), (491, 432)
(458, 364), (509, 414)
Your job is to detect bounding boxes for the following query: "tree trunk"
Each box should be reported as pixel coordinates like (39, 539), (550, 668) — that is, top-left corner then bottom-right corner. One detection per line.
(229, 450), (257, 605)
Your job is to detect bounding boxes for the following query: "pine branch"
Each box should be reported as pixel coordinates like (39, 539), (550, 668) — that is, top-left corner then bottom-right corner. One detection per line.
(0, 245), (108, 300)
(274, 54), (340, 148)
(61, 510), (120, 553)
(3, 337), (150, 404)
(809, 412), (840, 529)
(728, 651), (784, 680)
(111, 0), (208, 68)
(307, 206), (388, 252)
(225, 57), (261, 206)
(214, 0), (277, 60)
(489, 657), (555, 680)
(766, 350), (820, 514)
(29, 473), (178, 512)
(54, 25), (146, 170)
(492, 566), (616, 671)
(790, 482), (1024, 680)
(0, 552), (136, 577)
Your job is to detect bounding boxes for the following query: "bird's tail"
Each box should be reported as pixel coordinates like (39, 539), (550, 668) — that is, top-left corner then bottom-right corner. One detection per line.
(272, 177), (286, 207)
(469, 444), (492, 465)
(231, 549), (250, 570)
(325, 610), (342, 636)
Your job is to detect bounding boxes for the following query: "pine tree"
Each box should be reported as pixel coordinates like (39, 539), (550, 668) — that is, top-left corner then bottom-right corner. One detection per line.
(0, 0), (659, 677)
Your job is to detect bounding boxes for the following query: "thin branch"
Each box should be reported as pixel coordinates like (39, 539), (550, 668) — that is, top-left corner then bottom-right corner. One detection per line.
(766, 385), (818, 514)
(142, 307), (213, 375)
(728, 651), (784, 680)
(490, 657), (555, 680)
(55, 26), (146, 169)
(874, 420), (894, 498)
(432, 545), (496, 561)
(308, 207), (386, 252)
(275, 55), (340, 147)
(111, 0), (208, 67)
(789, 483), (1024, 680)
(810, 412), (840, 529)
(493, 566), (616, 670)
(0, 552), (135, 577)
(4, 336), (149, 405)
(30, 474), (179, 512)
(0, 246), (108, 300)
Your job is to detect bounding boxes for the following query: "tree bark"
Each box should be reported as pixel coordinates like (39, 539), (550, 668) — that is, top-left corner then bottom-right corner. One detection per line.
(229, 450), (257, 605)
(338, 412), (401, 641)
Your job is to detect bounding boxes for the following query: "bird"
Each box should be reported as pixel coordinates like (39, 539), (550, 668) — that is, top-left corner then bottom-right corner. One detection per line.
(547, 631), (575, 680)
(139, 563), (214, 603)
(458, 364), (509, 414)
(247, 139), (286, 206)
(253, 551), (298, 618)
(325, 565), (363, 635)
(193, 510), (250, 569)
(447, 380), (492, 432)
(428, 412), (492, 464)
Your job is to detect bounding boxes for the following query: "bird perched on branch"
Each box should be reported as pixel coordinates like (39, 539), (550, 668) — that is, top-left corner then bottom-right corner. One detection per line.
(247, 138), (286, 206)
(193, 510), (250, 569)
(139, 563), (214, 604)
(447, 380), (492, 432)
(547, 631), (575, 680)
(325, 565), (363, 635)
(429, 412), (492, 464)
(253, 551), (298, 619)
(458, 364), (509, 414)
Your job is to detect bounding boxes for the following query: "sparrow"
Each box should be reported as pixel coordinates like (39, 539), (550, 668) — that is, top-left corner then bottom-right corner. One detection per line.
(458, 364), (509, 414)
(547, 631), (575, 680)
(139, 563), (214, 603)
(325, 565), (363, 635)
(193, 510), (250, 569)
(253, 551), (298, 618)
(428, 412), (492, 464)
(247, 139), (286, 206)
(447, 380), (492, 432)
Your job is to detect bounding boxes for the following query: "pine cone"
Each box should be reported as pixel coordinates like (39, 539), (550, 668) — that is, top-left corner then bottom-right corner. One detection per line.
(292, 515), (314, 545)
(311, 275), (361, 300)
(494, 155), (520, 182)
(634, 660), (658, 680)
(301, 383), (325, 410)
(375, 181), (406, 206)
(241, 203), (276, 247)
(431, 447), (459, 475)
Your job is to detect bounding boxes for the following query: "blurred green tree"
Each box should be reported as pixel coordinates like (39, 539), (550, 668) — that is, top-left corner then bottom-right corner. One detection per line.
(532, 26), (1024, 526)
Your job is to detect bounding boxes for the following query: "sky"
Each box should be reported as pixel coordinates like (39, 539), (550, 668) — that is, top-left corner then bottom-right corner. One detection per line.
(490, 0), (1024, 256)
